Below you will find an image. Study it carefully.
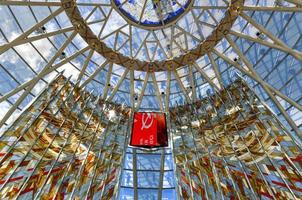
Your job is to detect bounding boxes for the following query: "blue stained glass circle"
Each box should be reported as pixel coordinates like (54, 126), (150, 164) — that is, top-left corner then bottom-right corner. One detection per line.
(112, 0), (193, 29)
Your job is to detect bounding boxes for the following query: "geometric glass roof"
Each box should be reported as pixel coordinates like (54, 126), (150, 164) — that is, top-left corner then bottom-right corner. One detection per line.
(0, 0), (302, 199)
(0, 0), (301, 139)
(69, 0), (233, 70)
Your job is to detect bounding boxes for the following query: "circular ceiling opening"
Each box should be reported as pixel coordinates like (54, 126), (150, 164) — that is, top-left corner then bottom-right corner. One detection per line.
(62, 0), (243, 71)
(111, 0), (194, 29)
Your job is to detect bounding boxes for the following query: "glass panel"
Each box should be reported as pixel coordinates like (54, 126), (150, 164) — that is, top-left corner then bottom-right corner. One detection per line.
(119, 188), (134, 200)
(163, 171), (175, 188)
(138, 189), (158, 200)
(124, 153), (133, 169)
(137, 154), (161, 170)
(162, 189), (177, 200)
(137, 171), (160, 188)
(121, 170), (133, 187)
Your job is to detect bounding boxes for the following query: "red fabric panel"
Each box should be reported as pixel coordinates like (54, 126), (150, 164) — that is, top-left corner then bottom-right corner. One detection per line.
(131, 112), (167, 148)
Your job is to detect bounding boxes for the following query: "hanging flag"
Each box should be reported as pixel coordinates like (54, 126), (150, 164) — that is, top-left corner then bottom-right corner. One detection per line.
(130, 112), (168, 148)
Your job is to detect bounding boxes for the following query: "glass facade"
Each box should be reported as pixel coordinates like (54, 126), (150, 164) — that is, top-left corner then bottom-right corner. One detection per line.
(119, 148), (176, 200)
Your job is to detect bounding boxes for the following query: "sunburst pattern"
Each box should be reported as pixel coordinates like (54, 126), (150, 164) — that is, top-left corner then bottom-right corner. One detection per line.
(1, 0), (301, 131)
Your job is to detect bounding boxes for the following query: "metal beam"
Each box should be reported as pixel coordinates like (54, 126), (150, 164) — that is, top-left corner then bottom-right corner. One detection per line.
(0, 34), (89, 104)
(229, 30), (302, 62)
(0, 7), (64, 54)
(76, 49), (94, 84)
(151, 72), (164, 111)
(0, 31), (78, 128)
(173, 70), (192, 104)
(136, 72), (149, 110)
(239, 12), (302, 61)
(192, 63), (220, 92)
(213, 48), (302, 137)
(207, 53), (223, 88)
(80, 60), (109, 89)
(107, 69), (129, 102)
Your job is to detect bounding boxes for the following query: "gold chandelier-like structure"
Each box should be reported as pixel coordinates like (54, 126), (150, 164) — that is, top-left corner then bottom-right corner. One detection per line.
(0, 75), (130, 199)
(1, 75), (301, 199)
(170, 80), (302, 199)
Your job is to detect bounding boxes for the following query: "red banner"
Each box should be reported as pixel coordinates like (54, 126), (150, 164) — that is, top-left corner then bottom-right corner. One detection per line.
(131, 112), (168, 148)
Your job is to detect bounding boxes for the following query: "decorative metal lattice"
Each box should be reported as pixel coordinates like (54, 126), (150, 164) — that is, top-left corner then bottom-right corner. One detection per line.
(170, 79), (302, 199)
(0, 75), (131, 199)
(62, 0), (243, 71)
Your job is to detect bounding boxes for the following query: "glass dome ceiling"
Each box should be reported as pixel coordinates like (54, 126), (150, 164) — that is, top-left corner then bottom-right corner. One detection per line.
(0, 0), (302, 199)
(66, 0), (234, 70)
(0, 0), (301, 135)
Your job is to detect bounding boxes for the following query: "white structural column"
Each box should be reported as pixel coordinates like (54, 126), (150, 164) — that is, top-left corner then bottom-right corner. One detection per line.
(188, 65), (197, 101)
(107, 69), (130, 102)
(173, 70), (192, 104)
(136, 72), (149, 110)
(0, 41), (90, 104)
(193, 63), (220, 92)
(208, 53), (223, 88)
(102, 63), (113, 99)
(229, 30), (302, 62)
(229, 30), (302, 112)
(151, 72), (164, 111)
(0, 26), (74, 50)
(79, 60), (109, 89)
(76, 49), (94, 84)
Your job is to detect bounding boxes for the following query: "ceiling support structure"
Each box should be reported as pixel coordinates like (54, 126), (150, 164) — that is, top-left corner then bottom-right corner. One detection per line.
(0, 7), (64, 54)
(136, 72), (149, 110)
(0, 0), (301, 199)
(0, 45), (90, 103)
(151, 72), (164, 111)
(173, 70), (192, 104)
(239, 12), (302, 62)
(0, 31), (78, 128)
(208, 53), (223, 88)
(188, 65), (197, 102)
(107, 69), (130, 102)
(102, 63), (113, 99)
(193, 63), (220, 92)
(130, 69), (135, 109)
(79, 60), (109, 89)
(229, 30), (302, 62)
(76, 49), (94, 84)
(213, 49), (302, 138)
(0, 26), (74, 50)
